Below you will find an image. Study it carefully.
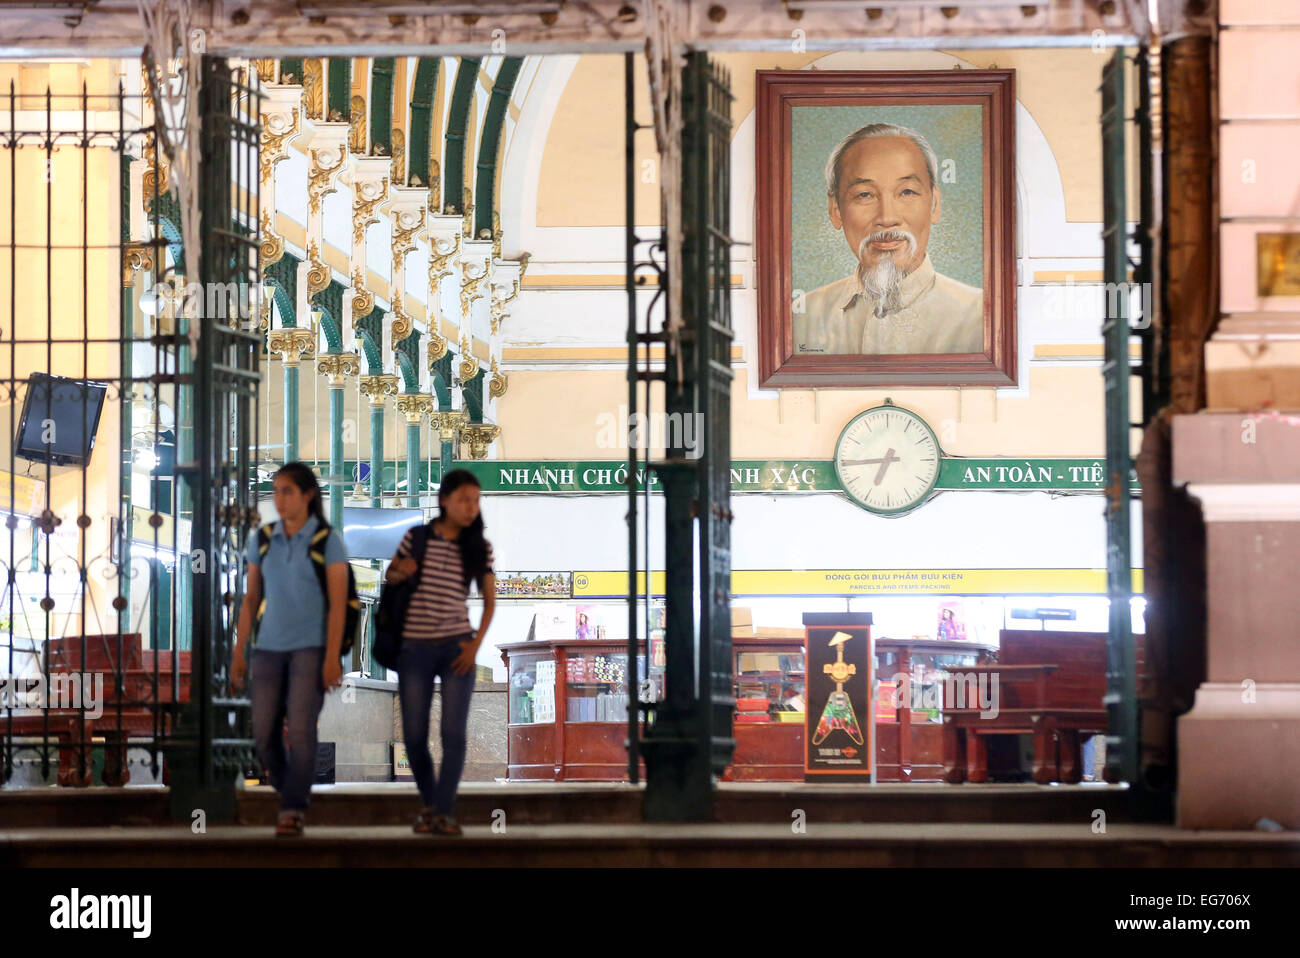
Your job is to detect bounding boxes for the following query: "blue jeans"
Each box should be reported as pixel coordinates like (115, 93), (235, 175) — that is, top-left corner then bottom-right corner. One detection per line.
(398, 637), (476, 816)
(1082, 734), (1098, 779)
(250, 647), (325, 813)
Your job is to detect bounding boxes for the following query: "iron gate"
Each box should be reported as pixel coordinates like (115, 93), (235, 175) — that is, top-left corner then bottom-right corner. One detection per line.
(0, 58), (258, 811)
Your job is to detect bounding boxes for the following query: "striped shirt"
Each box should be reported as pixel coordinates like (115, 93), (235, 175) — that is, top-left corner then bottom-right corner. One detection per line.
(396, 525), (494, 642)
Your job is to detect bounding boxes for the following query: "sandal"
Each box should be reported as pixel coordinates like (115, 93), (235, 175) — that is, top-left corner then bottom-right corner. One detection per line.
(413, 808), (436, 834)
(275, 810), (305, 837)
(431, 815), (462, 836)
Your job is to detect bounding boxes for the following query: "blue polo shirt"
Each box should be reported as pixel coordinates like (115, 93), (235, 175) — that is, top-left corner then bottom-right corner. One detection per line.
(245, 515), (348, 652)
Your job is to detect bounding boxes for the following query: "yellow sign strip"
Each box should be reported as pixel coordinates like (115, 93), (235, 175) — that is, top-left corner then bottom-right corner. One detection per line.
(573, 568), (1145, 598)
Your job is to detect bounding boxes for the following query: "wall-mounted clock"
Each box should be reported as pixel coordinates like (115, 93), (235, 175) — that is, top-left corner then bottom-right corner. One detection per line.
(833, 401), (942, 516)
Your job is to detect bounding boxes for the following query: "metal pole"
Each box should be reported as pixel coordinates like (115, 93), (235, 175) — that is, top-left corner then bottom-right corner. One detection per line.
(624, 50), (639, 785)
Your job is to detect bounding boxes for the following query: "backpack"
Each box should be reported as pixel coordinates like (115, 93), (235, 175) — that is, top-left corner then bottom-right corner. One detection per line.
(253, 521), (362, 664)
(371, 522), (434, 671)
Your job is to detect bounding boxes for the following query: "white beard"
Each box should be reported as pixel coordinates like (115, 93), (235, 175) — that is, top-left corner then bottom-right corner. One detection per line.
(856, 229), (918, 318)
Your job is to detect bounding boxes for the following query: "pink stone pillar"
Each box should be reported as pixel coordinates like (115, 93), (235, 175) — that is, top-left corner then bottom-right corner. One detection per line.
(1170, 0), (1300, 831)
(1173, 414), (1300, 828)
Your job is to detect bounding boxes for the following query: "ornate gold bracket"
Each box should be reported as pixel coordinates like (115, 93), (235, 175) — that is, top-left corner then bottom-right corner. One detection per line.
(458, 331), (480, 383)
(260, 107), (300, 187)
(349, 266), (375, 323)
(488, 356), (509, 399)
(392, 205), (424, 269)
(141, 134), (169, 211)
(489, 279), (520, 336)
(268, 327), (317, 368)
(348, 95), (367, 154)
(459, 258), (488, 321)
(460, 423), (500, 460)
(306, 242), (330, 299)
(317, 350), (361, 386)
(308, 143), (346, 216)
(392, 128), (406, 185)
(390, 290), (413, 344)
(303, 58), (324, 120)
(427, 332), (449, 366)
(352, 176), (389, 246)
(359, 373), (401, 407)
(461, 186), (475, 238)
(259, 209), (285, 271)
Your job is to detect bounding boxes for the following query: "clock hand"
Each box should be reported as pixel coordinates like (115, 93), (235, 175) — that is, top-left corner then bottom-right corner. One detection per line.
(873, 448), (899, 486)
(840, 457), (890, 466)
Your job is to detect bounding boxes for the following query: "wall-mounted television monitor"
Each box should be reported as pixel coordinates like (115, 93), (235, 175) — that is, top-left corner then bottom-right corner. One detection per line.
(342, 507), (424, 560)
(14, 373), (108, 467)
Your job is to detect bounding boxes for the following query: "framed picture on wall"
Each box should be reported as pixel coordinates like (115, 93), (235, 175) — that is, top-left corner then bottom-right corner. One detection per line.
(755, 70), (1018, 387)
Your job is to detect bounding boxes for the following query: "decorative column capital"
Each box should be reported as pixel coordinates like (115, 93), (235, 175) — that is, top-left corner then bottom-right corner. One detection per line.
(359, 373), (401, 407)
(430, 410), (469, 443)
(395, 393), (435, 425)
(461, 423), (500, 461)
(317, 350), (361, 386)
(269, 327), (317, 368)
(122, 242), (155, 288)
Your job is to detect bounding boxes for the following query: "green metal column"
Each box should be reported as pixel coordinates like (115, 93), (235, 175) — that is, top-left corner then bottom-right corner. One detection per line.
(1100, 50), (1139, 788)
(405, 421), (420, 507)
(283, 362), (299, 463)
(175, 300), (193, 652)
(329, 383), (344, 527)
(319, 353), (358, 528)
(369, 403), (383, 506)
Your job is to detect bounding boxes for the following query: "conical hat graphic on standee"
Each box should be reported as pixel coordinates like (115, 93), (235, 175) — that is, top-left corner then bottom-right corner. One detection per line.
(812, 631), (864, 746)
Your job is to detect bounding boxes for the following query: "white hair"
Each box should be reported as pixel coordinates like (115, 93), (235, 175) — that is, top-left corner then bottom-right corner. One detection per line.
(825, 123), (939, 198)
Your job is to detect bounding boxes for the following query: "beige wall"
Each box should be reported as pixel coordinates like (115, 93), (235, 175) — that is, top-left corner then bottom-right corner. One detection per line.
(538, 48), (1131, 228)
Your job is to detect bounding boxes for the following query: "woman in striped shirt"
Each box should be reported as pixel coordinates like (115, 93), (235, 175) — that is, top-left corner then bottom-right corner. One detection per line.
(385, 469), (496, 836)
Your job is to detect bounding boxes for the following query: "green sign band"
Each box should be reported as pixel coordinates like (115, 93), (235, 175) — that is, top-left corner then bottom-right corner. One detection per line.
(456, 459), (1140, 494)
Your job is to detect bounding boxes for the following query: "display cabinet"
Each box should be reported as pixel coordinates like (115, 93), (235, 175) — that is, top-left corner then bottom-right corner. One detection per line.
(500, 638), (664, 781)
(722, 635), (996, 782)
(504, 635), (995, 782)
(873, 638), (996, 782)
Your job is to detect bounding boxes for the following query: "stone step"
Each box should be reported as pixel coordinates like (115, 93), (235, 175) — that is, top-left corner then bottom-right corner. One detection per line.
(3, 823), (1297, 868)
(0, 781), (1140, 828)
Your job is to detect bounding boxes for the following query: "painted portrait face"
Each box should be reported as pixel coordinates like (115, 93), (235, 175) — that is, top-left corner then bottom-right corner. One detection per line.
(828, 135), (940, 278)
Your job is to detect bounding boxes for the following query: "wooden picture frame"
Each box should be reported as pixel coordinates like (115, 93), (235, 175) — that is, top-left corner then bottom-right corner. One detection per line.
(756, 70), (1017, 388)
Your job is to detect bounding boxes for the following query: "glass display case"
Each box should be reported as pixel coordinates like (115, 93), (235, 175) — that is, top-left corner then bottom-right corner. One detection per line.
(499, 638), (664, 781)
(873, 638), (996, 781)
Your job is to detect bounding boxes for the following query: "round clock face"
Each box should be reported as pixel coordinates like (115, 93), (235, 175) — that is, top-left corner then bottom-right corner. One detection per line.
(834, 405), (942, 515)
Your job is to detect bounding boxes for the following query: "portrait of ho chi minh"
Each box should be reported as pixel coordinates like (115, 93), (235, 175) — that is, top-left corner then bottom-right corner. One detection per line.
(793, 123), (985, 356)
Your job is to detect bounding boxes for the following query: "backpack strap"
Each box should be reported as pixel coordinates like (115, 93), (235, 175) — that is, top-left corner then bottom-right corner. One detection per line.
(252, 523), (274, 642)
(307, 522), (333, 608)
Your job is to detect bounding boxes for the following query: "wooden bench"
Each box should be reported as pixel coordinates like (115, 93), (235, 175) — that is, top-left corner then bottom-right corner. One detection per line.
(1, 634), (190, 786)
(941, 630), (1146, 785)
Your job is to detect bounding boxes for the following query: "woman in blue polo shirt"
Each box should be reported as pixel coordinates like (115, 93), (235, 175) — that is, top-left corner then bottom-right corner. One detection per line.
(232, 462), (348, 837)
